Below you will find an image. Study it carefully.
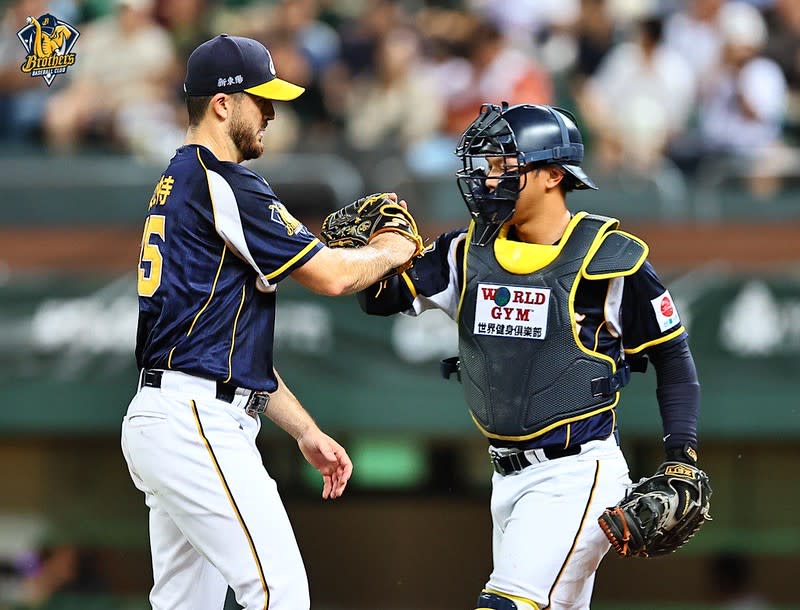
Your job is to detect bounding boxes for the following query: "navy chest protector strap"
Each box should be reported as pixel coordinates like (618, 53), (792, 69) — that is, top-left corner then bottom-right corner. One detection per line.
(441, 355), (645, 396)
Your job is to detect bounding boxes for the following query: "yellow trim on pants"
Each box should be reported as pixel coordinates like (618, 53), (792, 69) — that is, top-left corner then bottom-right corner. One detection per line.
(190, 400), (269, 609)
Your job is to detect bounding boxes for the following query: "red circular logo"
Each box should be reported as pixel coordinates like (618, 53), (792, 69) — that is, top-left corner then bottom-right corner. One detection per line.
(661, 296), (674, 317)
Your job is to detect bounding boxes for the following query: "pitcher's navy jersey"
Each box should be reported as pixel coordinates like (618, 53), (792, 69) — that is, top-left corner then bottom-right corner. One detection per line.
(136, 144), (322, 391)
(360, 224), (687, 448)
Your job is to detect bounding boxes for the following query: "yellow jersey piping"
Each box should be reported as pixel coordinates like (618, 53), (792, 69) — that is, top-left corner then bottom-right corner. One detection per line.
(592, 320), (606, 353)
(224, 283), (247, 383)
(196, 147), (219, 224)
(187, 246), (227, 336)
(265, 239), (320, 280)
(624, 325), (686, 355)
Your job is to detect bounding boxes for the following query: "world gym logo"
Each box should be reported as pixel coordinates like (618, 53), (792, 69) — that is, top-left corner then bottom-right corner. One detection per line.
(17, 14), (79, 87)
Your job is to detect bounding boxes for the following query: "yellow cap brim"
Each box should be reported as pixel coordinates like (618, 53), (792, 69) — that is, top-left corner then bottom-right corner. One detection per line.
(244, 77), (305, 101)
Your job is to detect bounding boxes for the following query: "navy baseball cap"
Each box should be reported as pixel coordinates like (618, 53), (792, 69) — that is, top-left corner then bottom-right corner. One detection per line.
(184, 34), (305, 101)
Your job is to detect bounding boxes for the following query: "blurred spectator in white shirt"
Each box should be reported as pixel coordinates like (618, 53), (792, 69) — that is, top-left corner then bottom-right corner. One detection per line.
(43, 0), (178, 159)
(764, 0), (800, 141)
(468, 0), (581, 49)
(578, 14), (696, 173)
(663, 0), (726, 94)
(697, 2), (789, 196)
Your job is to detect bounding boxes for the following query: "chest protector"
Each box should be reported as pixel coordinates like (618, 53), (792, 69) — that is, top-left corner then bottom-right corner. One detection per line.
(457, 212), (647, 441)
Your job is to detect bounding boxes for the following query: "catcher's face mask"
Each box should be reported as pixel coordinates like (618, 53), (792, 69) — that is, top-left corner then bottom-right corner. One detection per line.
(456, 103), (529, 246)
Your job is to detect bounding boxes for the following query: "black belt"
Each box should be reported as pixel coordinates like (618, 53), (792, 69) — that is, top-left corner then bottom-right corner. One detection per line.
(490, 444), (582, 476)
(140, 369), (269, 416)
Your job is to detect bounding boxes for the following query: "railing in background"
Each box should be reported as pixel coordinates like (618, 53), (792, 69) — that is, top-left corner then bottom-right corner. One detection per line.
(2, 152), (800, 226)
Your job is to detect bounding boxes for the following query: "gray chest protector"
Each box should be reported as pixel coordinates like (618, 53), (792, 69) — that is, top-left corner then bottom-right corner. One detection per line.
(457, 212), (647, 441)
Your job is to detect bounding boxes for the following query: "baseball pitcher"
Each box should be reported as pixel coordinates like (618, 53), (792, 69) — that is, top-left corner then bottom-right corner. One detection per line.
(122, 35), (422, 610)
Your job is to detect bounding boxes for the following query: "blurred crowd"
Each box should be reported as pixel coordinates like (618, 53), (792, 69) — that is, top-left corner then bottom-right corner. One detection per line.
(1, 0), (799, 196)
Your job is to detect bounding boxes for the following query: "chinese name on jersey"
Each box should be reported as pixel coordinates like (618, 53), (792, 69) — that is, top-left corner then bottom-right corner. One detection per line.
(474, 284), (551, 340)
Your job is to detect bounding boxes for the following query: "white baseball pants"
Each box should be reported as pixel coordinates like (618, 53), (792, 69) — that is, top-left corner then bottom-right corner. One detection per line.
(121, 371), (309, 610)
(486, 436), (631, 610)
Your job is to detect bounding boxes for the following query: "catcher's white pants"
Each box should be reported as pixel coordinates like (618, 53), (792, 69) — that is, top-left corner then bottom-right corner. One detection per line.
(121, 371), (309, 610)
(486, 435), (631, 610)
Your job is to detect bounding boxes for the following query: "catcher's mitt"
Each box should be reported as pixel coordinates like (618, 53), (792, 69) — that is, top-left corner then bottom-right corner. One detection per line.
(599, 461), (712, 558)
(320, 193), (424, 262)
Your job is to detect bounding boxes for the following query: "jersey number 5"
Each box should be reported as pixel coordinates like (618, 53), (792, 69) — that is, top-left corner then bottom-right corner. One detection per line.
(138, 215), (165, 297)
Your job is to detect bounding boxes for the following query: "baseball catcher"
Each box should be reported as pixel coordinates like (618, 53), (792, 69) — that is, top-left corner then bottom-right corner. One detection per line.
(599, 455), (712, 558)
(321, 192), (424, 274)
(354, 102), (710, 609)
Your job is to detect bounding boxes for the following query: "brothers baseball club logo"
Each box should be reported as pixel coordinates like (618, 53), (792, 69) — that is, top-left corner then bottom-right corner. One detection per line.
(17, 14), (80, 86)
(269, 202), (304, 236)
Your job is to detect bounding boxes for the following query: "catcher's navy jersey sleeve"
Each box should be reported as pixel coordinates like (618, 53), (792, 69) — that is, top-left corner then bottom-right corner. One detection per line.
(136, 145), (322, 392)
(358, 229), (468, 318)
(620, 261), (687, 356)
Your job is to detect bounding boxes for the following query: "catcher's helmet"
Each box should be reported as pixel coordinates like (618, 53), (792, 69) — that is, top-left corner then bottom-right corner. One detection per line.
(455, 102), (597, 245)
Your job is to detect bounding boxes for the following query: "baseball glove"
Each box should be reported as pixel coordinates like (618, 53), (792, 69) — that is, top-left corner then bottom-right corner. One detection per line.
(320, 193), (424, 266)
(598, 461), (712, 558)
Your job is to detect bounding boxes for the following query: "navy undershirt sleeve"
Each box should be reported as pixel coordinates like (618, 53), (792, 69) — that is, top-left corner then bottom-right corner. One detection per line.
(357, 276), (410, 316)
(647, 338), (700, 460)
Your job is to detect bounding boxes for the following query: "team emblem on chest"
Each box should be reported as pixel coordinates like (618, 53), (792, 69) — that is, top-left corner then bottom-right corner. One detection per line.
(474, 284), (551, 340)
